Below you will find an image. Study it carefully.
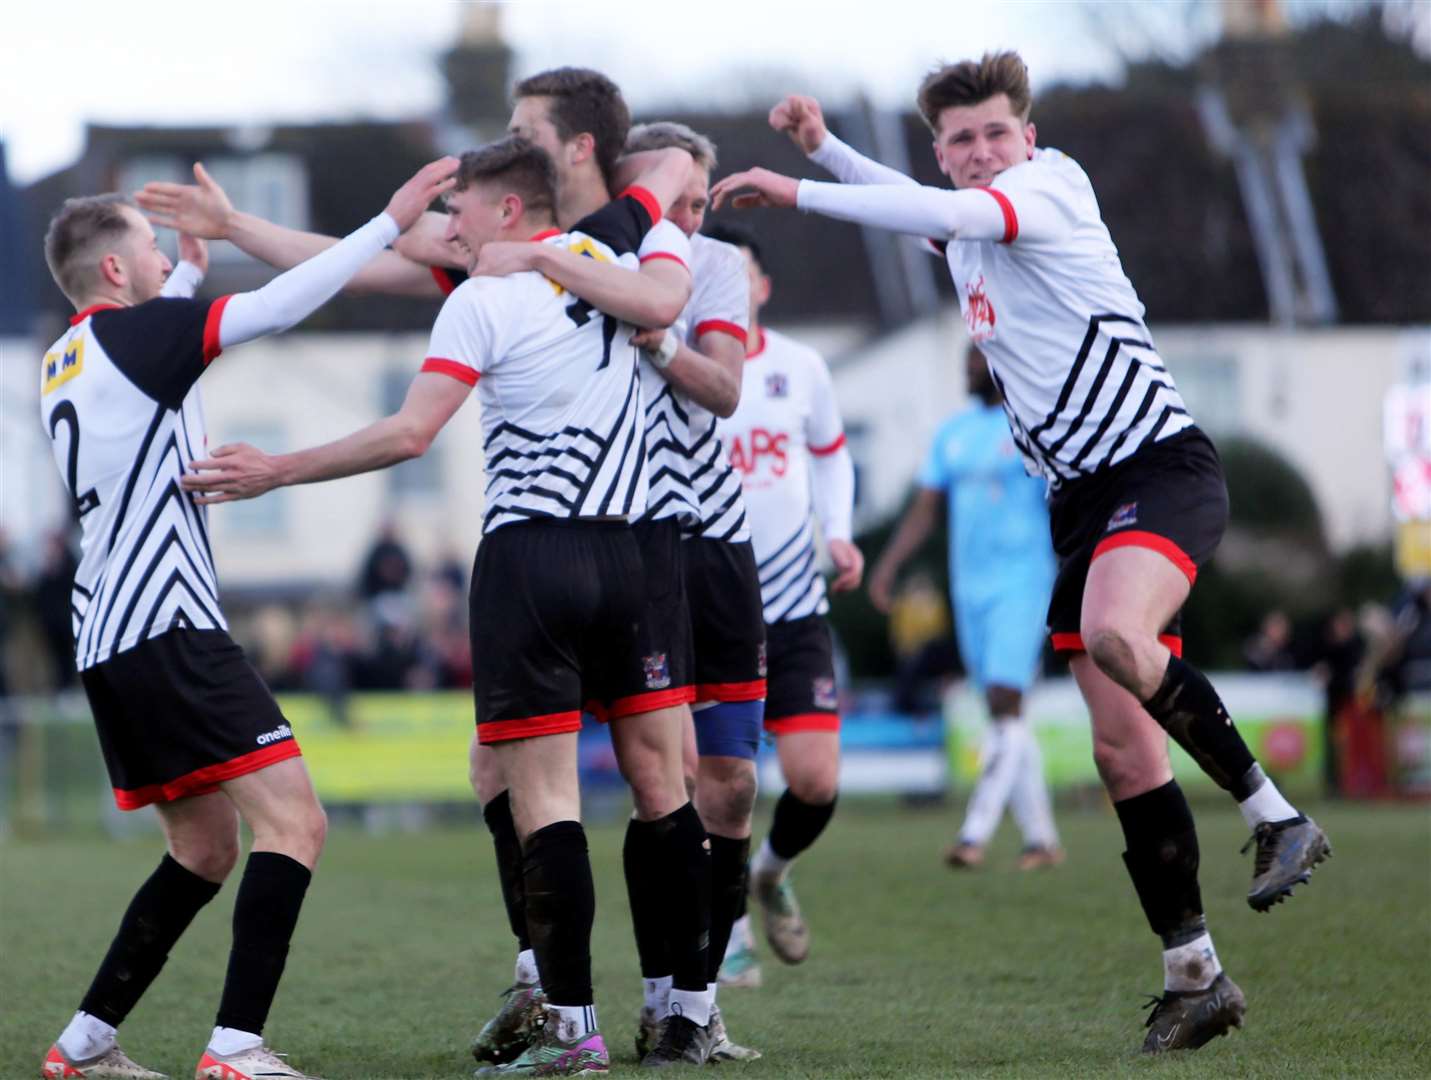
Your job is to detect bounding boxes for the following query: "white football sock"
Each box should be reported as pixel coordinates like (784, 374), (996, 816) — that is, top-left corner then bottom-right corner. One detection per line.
(515, 948), (540, 986)
(58, 1011), (116, 1061)
(1238, 776), (1299, 829)
(725, 914), (753, 958)
(546, 1004), (598, 1042)
(643, 975), (672, 1015)
(958, 718), (1023, 845)
(1162, 932), (1222, 992)
(668, 987), (712, 1027)
(1008, 721), (1060, 849)
(749, 837), (790, 882)
(208, 1026), (263, 1056)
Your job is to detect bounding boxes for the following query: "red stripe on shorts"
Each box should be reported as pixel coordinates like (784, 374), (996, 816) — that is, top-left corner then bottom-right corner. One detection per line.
(112, 739), (302, 811)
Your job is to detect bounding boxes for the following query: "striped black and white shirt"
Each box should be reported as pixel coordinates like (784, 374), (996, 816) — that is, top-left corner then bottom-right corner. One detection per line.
(41, 297), (229, 670)
(422, 189), (688, 533)
(682, 233), (753, 540)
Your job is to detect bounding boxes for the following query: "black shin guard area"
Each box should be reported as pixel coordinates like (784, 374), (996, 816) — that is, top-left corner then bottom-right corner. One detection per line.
(623, 817), (670, 979)
(522, 820), (595, 1007)
(80, 854), (222, 1027)
(657, 803), (712, 993)
(768, 789), (838, 861)
(1115, 782), (1206, 946)
(483, 791), (531, 952)
(1142, 656), (1258, 798)
(216, 852), (312, 1035)
(707, 834), (750, 984)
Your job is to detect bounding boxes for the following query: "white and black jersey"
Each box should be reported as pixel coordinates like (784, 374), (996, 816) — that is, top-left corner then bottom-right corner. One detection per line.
(636, 243), (699, 527)
(40, 298), (232, 670)
(423, 188), (687, 533)
(682, 233), (752, 540)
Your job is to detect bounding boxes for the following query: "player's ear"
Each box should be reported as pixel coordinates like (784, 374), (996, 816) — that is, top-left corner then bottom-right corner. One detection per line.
(756, 272), (772, 308)
(1024, 121), (1037, 157)
(98, 251), (126, 289)
(570, 132), (595, 168)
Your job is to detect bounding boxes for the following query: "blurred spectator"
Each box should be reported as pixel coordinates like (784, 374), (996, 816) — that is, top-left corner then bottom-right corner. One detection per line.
(358, 521), (414, 603)
(888, 572), (960, 714)
(34, 530), (79, 690)
(1243, 609), (1296, 672)
(1310, 606), (1366, 795)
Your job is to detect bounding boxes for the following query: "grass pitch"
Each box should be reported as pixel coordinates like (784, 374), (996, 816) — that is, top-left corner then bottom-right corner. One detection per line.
(3, 798), (1428, 1078)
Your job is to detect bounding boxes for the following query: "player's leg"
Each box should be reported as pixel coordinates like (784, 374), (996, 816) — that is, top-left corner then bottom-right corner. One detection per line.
(1082, 544), (1329, 909)
(946, 600), (1013, 867)
(46, 791), (236, 1079)
(196, 756), (327, 1079)
(1072, 655), (1246, 1052)
(468, 738), (545, 1066)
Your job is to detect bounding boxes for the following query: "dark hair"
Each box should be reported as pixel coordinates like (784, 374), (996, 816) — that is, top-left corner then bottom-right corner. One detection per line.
(703, 221), (764, 274)
(625, 122), (718, 172)
(455, 137), (557, 221)
(44, 193), (138, 303)
(513, 67), (630, 186)
(916, 51), (1032, 133)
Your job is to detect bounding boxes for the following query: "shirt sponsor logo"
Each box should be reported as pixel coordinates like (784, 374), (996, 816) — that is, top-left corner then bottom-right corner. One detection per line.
(964, 275), (996, 342)
(42, 337), (85, 395)
(812, 676), (838, 711)
(255, 723), (293, 746)
(1107, 502), (1138, 530)
(642, 652), (671, 690)
(765, 373), (788, 398)
(727, 428), (789, 479)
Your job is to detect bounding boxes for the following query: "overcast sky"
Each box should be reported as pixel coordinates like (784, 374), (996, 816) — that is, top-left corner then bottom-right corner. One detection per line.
(6, 0), (1421, 186)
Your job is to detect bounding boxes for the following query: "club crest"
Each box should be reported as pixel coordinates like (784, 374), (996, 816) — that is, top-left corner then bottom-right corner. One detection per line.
(812, 677), (838, 711)
(642, 652), (671, 690)
(765, 373), (788, 398)
(1107, 502), (1138, 531)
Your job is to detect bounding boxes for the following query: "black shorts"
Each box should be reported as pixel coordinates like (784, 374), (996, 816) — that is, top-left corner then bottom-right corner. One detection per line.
(588, 517), (695, 721)
(470, 520), (644, 744)
(1046, 428), (1229, 657)
(764, 615), (840, 735)
(683, 537), (767, 703)
(80, 629), (300, 811)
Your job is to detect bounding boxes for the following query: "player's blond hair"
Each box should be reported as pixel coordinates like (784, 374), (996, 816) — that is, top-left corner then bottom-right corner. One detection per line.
(917, 51), (1032, 132)
(625, 122), (718, 173)
(44, 194), (140, 305)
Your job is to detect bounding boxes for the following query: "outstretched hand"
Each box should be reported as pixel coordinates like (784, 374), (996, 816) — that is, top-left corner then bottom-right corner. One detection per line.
(769, 94), (829, 155)
(136, 162), (235, 240)
(180, 443), (283, 504)
(385, 157), (460, 232)
(709, 168), (800, 212)
(177, 232), (209, 276)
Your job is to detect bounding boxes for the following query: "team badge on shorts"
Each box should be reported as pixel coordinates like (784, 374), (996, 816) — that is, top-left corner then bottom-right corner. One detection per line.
(642, 652), (671, 690)
(765, 373), (789, 398)
(756, 642), (768, 678)
(812, 677), (838, 711)
(1107, 501), (1139, 531)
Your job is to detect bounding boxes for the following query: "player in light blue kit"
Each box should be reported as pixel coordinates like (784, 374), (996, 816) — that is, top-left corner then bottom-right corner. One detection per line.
(870, 344), (1062, 869)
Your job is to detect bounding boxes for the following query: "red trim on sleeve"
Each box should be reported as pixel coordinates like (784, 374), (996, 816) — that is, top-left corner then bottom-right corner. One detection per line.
(809, 432), (847, 457)
(477, 710), (583, 745)
(1092, 530), (1198, 585)
(619, 185), (662, 226)
(695, 679), (767, 704)
(430, 265), (459, 296)
(745, 328), (767, 360)
(69, 303), (121, 325)
(202, 294), (233, 365)
(528, 228), (561, 243)
(765, 711), (841, 735)
(1049, 631), (1183, 659)
(982, 187), (1019, 244)
(694, 319), (748, 346)
(639, 251), (690, 271)
(113, 739), (302, 810)
(421, 357), (479, 386)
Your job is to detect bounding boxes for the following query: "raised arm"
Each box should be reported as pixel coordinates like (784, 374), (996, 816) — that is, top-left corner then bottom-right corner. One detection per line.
(215, 158), (458, 348)
(180, 372), (470, 503)
(770, 94), (918, 188)
(138, 162), (447, 298)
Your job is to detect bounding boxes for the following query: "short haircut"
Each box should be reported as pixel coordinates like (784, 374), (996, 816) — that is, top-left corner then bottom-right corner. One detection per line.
(703, 221), (764, 274)
(44, 194), (139, 303)
(916, 51), (1032, 132)
(625, 121), (718, 172)
(454, 137), (557, 221)
(513, 67), (630, 186)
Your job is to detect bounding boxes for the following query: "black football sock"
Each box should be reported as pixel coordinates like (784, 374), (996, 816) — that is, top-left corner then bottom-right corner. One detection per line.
(653, 803), (711, 995)
(215, 852), (312, 1035)
(1115, 781), (1206, 947)
(767, 789), (838, 861)
(623, 816), (669, 979)
(80, 854), (222, 1026)
(1142, 655), (1261, 799)
(707, 834), (750, 985)
(483, 790), (531, 953)
(522, 821), (595, 1007)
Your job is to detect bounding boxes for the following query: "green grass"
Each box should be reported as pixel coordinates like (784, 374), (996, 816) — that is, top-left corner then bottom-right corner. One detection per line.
(3, 799), (1428, 1078)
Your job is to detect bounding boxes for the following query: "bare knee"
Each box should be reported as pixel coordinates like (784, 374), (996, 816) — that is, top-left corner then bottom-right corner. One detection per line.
(1092, 731), (1170, 802)
(1083, 623), (1142, 693)
(169, 826), (241, 883)
(785, 758), (839, 806)
(252, 799), (328, 869)
(697, 759), (757, 835)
